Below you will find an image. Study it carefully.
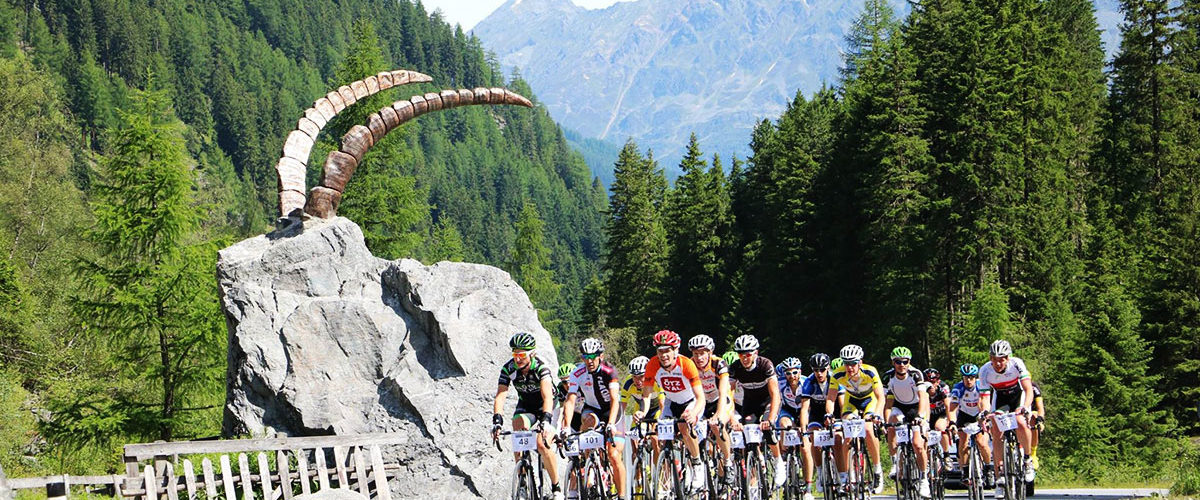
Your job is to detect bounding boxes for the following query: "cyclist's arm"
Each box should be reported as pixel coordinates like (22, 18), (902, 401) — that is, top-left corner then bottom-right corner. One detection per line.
(871, 381), (886, 417)
(1019, 377), (1034, 412)
(978, 392), (991, 416)
(540, 377), (555, 416)
(824, 384), (838, 415)
(493, 384), (509, 415)
(1034, 394), (1045, 418)
(918, 389), (930, 421)
(563, 392), (577, 429)
(640, 382), (653, 415)
(882, 393), (894, 418)
(767, 375), (781, 423)
(947, 394), (959, 423)
(800, 398), (811, 429)
(607, 379), (621, 427)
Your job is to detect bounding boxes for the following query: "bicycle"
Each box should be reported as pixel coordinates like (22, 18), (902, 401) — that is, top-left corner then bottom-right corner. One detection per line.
(955, 422), (987, 500)
(631, 420), (657, 499)
(988, 411), (1026, 500)
(841, 415), (876, 500)
(813, 423), (844, 500)
(702, 420), (739, 500)
(779, 425), (811, 500)
(731, 418), (771, 500)
(560, 425), (617, 500)
(651, 416), (700, 500)
(925, 428), (945, 500)
(881, 419), (921, 500)
(496, 426), (549, 500)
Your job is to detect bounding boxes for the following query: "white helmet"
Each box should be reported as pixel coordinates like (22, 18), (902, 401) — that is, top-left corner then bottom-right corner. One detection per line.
(688, 334), (716, 351)
(628, 356), (650, 376)
(733, 334), (760, 353)
(990, 340), (1013, 357)
(579, 337), (604, 355)
(840, 344), (864, 363)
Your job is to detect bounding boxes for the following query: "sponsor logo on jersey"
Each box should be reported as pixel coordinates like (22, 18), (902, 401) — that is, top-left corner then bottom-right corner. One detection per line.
(660, 376), (686, 392)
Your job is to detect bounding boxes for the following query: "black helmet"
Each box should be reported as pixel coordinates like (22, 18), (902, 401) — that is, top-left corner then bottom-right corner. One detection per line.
(809, 353), (831, 370)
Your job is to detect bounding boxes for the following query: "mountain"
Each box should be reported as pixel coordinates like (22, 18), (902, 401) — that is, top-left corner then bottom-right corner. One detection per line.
(474, 0), (1124, 171)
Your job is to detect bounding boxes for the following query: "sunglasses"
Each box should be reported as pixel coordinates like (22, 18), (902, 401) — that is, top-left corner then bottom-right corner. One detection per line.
(786, 370), (802, 376)
(845, 360), (861, 366)
(657, 345), (676, 351)
(582, 353), (601, 360)
(815, 367), (829, 373)
(893, 359), (910, 365)
(512, 351), (530, 359)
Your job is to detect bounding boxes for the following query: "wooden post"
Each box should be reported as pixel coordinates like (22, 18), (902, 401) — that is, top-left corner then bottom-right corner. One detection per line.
(163, 462), (179, 500)
(200, 458), (217, 498)
(0, 463), (12, 500)
(124, 455), (142, 500)
(182, 460), (197, 500)
(219, 455), (235, 500)
(296, 450), (311, 496)
(143, 466), (158, 500)
(332, 447), (349, 489)
(237, 454), (253, 500)
(369, 446), (392, 500)
(256, 452), (273, 500)
(314, 449), (330, 491)
(276, 450), (293, 500)
(45, 474), (68, 500)
(352, 448), (369, 496)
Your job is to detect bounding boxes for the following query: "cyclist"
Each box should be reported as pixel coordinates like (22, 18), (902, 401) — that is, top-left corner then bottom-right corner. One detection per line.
(688, 334), (736, 483)
(882, 346), (931, 498)
(622, 356), (664, 420)
(558, 363), (583, 433)
(1029, 381), (1045, 470)
(777, 356), (812, 498)
(948, 363), (993, 487)
(827, 344), (886, 494)
(924, 367), (954, 471)
(492, 332), (564, 500)
(562, 338), (627, 498)
(799, 353), (841, 500)
(637, 330), (708, 491)
(729, 334), (788, 489)
(977, 340), (1036, 498)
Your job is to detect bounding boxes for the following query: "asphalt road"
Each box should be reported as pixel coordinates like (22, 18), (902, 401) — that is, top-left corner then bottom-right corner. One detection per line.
(942, 488), (1170, 499)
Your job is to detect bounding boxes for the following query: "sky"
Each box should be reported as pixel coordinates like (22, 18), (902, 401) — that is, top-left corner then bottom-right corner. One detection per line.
(422, 0), (628, 30)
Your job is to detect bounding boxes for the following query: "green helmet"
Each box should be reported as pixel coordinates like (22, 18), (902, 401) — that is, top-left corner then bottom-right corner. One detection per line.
(509, 332), (536, 350)
(558, 363), (575, 380)
(830, 357), (844, 371)
(891, 346), (913, 360)
(721, 350), (738, 366)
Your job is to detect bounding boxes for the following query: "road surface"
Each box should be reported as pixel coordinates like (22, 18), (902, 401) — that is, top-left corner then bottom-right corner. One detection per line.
(943, 488), (1169, 499)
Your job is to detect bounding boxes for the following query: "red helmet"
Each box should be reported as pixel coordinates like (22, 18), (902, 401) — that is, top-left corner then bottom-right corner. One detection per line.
(653, 330), (681, 348)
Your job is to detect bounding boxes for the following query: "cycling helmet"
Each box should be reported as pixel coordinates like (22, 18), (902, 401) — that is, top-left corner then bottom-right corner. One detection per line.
(628, 356), (650, 376)
(890, 346), (913, 359)
(990, 339), (1012, 357)
(722, 351), (739, 366)
(509, 332), (536, 350)
(960, 363), (980, 377)
(688, 334), (716, 351)
(780, 357), (803, 371)
(839, 344), (864, 362)
(923, 367), (940, 379)
(830, 357), (844, 371)
(579, 337), (604, 354)
(654, 330), (681, 348)
(733, 334), (760, 353)
(810, 353), (831, 370)
(558, 363), (575, 380)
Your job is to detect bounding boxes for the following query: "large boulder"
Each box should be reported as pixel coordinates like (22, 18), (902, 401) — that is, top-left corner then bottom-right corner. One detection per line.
(217, 217), (557, 499)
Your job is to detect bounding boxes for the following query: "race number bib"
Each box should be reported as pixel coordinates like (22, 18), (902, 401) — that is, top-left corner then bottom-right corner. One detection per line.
(783, 429), (802, 447)
(895, 425), (911, 444)
(927, 430), (941, 443)
(731, 430), (745, 449)
(694, 423), (708, 441)
(996, 413), (1019, 432)
(512, 431), (537, 453)
(845, 419), (866, 439)
(657, 419), (676, 441)
(580, 430), (605, 450)
(744, 425), (763, 444)
(564, 436), (581, 457)
(814, 430), (835, 448)
(962, 423), (981, 436)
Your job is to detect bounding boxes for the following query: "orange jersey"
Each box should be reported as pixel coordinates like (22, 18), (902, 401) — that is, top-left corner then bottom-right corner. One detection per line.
(643, 355), (703, 405)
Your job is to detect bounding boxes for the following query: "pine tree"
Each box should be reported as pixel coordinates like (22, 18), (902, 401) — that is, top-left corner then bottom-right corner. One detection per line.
(425, 219), (466, 263)
(602, 140), (668, 334)
(509, 201), (563, 332)
(664, 134), (730, 337)
(64, 81), (225, 443)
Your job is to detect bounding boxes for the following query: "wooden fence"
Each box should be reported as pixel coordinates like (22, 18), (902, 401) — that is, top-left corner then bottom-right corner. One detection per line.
(4, 433), (406, 500)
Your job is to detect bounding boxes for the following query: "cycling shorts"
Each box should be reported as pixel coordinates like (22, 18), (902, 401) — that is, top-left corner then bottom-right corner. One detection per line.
(992, 388), (1024, 413)
(929, 409), (948, 426)
(890, 401), (921, 422)
(955, 411), (979, 427)
(582, 406), (626, 442)
(739, 413), (779, 445)
(776, 406), (801, 427)
(701, 399), (721, 419)
(736, 399), (770, 421)
(843, 394), (877, 416)
(806, 407), (828, 430)
(662, 399), (697, 421)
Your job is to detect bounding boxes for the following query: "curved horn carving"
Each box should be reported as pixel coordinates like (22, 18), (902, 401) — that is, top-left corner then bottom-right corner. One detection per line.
(303, 87), (535, 219)
(275, 69), (433, 218)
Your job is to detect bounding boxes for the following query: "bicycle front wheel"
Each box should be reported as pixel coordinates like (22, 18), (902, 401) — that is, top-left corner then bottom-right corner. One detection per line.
(744, 450), (764, 500)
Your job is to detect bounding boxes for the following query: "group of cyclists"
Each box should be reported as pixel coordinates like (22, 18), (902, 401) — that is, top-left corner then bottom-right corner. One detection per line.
(492, 330), (1047, 500)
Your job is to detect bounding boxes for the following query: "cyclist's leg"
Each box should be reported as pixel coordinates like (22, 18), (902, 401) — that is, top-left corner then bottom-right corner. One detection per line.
(907, 408), (928, 474)
(513, 411), (535, 461)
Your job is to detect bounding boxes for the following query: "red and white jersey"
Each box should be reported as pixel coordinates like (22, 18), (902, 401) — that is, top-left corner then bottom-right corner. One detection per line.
(693, 357), (730, 401)
(978, 356), (1030, 395)
(643, 356), (704, 405)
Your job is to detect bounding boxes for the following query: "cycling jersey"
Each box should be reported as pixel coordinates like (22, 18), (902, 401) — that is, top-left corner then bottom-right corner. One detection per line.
(621, 375), (664, 416)
(643, 355), (703, 405)
(831, 363), (883, 399)
(498, 355), (554, 413)
(927, 380), (951, 413)
(949, 381), (982, 417)
(694, 356), (730, 402)
(978, 356), (1031, 395)
(567, 362), (620, 412)
(729, 355), (776, 414)
(884, 368), (930, 406)
(800, 374), (841, 404)
(781, 381), (804, 412)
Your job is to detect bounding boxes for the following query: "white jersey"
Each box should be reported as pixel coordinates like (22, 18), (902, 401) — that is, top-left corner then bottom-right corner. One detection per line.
(781, 381), (804, 410)
(567, 363), (619, 410)
(885, 368), (930, 406)
(950, 381), (982, 416)
(978, 357), (1030, 395)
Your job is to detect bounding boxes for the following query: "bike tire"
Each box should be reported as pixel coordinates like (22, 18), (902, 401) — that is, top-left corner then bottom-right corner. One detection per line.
(820, 449), (839, 500)
(743, 449), (763, 500)
(967, 446), (983, 500)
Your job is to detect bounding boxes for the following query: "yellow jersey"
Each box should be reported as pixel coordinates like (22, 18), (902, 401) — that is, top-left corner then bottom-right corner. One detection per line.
(621, 375), (665, 417)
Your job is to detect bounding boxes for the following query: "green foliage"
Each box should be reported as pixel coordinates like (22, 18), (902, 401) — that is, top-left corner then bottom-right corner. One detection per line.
(508, 201), (564, 333)
(602, 141), (669, 334)
(425, 219), (466, 263)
